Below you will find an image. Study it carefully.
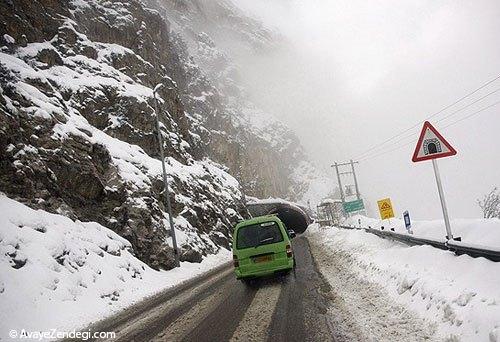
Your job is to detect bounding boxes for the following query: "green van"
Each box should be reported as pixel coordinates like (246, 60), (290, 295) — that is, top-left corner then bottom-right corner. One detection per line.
(232, 215), (296, 282)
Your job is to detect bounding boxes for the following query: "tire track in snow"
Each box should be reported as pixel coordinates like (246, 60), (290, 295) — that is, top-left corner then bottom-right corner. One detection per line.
(268, 236), (336, 342)
(101, 267), (233, 342)
(153, 277), (236, 341)
(230, 283), (282, 341)
(179, 280), (258, 341)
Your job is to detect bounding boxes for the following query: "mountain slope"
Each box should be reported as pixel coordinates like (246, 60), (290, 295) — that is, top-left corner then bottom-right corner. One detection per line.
(0, 0), (331, 269)
(0, 0), (248, 269)
(149, 0), (332, 202)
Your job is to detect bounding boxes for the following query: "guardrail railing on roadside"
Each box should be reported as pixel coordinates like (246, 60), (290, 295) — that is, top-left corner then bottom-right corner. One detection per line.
(338, 225), (500, 262)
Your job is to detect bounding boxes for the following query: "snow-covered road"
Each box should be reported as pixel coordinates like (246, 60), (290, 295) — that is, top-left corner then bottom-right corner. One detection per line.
(76, 236), (447, 342)
(82, 236), (336, 341)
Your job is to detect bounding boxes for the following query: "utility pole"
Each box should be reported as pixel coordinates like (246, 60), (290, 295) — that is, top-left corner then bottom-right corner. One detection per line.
(236, 145), (248, 207)
(332, 160), (362, 218)
(153, 84), (180, 268)
(350, 159), (361, 200)
(333, 162), (345, 204)
(332, 160), (361, 201)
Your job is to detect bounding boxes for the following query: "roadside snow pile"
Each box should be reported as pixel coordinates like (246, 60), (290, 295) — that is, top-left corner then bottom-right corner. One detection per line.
(0, 195), (230, 339)
(344, 214), (500, 249)
(309, 225), (500, 341)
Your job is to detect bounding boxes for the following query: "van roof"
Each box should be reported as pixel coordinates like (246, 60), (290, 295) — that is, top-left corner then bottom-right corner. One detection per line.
(235, 215), (281, 230)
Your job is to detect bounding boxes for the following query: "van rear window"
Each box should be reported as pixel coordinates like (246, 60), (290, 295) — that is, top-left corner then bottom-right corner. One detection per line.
(236, 221), (284, 249)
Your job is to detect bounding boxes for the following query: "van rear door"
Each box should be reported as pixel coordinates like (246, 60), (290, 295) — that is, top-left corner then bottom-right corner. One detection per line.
(235, 221), (286, 269)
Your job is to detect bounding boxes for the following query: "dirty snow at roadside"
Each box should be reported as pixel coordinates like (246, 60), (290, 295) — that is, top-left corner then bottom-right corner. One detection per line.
(0, 195), (231, 340)
(308, 224), (500, 341)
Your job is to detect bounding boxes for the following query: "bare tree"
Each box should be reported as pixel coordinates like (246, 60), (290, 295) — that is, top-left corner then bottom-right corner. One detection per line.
(478, 187), (500, 219)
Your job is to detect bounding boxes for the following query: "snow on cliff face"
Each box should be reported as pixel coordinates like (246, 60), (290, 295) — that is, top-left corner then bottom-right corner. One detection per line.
(0, 0), (330, 272)
(290, 160), (334, 206)
(0, 194), (230, 337)
(0, 0), (247, 269)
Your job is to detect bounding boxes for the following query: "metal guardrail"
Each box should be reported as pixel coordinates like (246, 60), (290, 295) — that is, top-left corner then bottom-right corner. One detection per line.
(447, 241), (500, 261)
(338, 225), (500, 262)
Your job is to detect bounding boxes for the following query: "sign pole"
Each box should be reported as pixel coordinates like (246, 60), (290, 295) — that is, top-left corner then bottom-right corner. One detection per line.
(431, 159), (453, 240)
(412, 121), (458, 241)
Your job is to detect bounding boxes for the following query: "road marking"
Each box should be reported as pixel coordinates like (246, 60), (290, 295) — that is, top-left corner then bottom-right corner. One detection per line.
(230, 283), (282, 341)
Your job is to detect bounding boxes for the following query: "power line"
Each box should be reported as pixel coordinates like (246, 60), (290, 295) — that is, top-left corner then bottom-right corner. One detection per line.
(354, 73), (500, 160)
(361, 87), (500, 156)
(435, 87), (500, 124)
(359, 137), (416, 162)
(360, 100), (500, 162)
(442, 99), (500, 129)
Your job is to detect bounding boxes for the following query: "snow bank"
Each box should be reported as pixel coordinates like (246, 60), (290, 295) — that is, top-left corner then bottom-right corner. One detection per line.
(345, 214), (500, 249)
(0, 195), (230, 339)
(309, 225), (500, 341)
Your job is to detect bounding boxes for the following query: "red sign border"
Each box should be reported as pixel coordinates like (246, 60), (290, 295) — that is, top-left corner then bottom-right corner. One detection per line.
(412, 121), (457, 162)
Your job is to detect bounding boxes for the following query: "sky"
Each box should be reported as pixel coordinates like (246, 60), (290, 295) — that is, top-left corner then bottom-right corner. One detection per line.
(231, 0), (500, 220)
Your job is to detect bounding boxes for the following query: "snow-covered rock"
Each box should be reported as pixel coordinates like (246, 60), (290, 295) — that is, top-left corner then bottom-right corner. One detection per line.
(0, 0), (329, 271)
(0, 0), (249, 270)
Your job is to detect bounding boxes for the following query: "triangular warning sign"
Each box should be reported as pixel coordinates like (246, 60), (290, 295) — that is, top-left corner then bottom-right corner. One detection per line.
(412, 121), (457, 162)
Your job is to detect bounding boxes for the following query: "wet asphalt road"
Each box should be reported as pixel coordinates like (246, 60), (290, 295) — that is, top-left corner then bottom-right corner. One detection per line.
(90, 236), (335, 342)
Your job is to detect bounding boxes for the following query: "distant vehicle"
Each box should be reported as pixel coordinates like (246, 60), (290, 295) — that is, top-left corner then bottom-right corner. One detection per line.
(232, 215), (296, 284)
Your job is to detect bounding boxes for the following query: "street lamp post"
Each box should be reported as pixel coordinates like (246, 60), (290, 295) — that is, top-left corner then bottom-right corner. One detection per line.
(153, 84), (180, 267)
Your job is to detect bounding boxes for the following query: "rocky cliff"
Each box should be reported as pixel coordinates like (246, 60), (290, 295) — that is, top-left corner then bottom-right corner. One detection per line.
(0, 0), (328, 269)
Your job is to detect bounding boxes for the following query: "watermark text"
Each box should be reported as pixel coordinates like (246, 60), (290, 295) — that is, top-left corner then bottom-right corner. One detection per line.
(9, 329), (115, 340)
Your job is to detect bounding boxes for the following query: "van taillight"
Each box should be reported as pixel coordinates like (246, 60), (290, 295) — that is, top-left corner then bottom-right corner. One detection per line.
(233, 255), (239, 267)
(286, 244), (293, 258)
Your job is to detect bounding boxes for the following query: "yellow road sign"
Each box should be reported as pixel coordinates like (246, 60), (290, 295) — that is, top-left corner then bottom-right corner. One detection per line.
(377, 198), (395, 220)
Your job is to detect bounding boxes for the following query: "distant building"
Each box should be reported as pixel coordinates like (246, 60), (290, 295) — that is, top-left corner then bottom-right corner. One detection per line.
(316, 198), (344, 226)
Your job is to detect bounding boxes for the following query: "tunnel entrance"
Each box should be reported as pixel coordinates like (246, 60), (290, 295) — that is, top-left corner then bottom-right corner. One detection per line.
(269, 206), (309, 234)
(246, 199), (312, 234)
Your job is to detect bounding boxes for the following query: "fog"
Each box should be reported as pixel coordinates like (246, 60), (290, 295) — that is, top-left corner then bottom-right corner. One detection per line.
(231, 0), (500, 219)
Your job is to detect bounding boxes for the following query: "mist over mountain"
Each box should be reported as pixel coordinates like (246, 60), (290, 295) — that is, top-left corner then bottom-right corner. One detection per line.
(0, 0), (331, 269)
